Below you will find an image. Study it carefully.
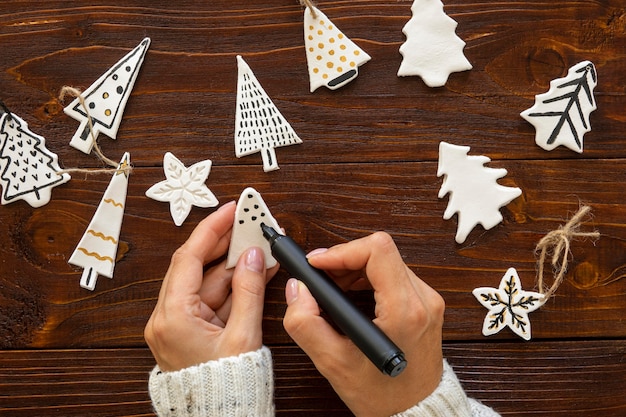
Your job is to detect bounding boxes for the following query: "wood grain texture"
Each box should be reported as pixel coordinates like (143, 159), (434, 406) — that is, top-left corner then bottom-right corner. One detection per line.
(0, 342), (624, 416)
(1, 162), (624, 348)
(1, 0), (625, 415)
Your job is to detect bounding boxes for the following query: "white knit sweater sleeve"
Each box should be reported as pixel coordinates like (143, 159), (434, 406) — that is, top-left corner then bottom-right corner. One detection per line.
(148, 346), (274, 417)
(148, 349), (497, 417)
(392, 360), (500, 417)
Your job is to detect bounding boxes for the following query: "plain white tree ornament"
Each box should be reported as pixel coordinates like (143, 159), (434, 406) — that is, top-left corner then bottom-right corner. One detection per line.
(397, 0), (472, 87)
(437, 142), (522, 244)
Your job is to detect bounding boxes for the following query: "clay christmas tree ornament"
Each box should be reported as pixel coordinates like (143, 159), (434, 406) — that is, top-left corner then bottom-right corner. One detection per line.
(437, 142), (522, 244)
(397, 0), (472, 87)
(0, 111), (70, 207)
(234, 55), (303, 172)
(145, 152), (219, 226)
(303, 6), (371, 92)
(226, 187), (281, 269)
(64, 38), (151, 154)
(521, 60), (597, 153)
(473, 268), (545, 341)
(69, 153), (131, 291)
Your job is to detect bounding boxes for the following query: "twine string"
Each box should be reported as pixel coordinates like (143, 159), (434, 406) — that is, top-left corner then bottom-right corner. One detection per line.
(58, 86), (131, 176)
(535, 206), (600, 300)
(299, 0), (318, 18)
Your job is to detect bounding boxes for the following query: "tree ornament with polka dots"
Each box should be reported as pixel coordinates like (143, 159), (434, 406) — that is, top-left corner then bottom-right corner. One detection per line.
(304, 6), (371, 92)
(226, 187), (282, 269)
(64, 38), (150, 154)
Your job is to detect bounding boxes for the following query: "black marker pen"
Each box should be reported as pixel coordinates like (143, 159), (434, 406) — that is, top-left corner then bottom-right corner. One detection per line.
(261, 223), (407, 377)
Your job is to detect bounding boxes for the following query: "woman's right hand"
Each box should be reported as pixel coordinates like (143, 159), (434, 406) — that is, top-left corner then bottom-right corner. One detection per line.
(283, 232), (446, 417)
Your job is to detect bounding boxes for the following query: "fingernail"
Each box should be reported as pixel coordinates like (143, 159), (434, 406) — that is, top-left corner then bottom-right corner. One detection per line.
(245, 247), (264, 273)
(285, 278), (299, 304)
(306, 248), (328, 259)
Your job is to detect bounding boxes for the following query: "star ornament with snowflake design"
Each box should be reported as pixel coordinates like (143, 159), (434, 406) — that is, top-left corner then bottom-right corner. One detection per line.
(472, 268), (546, 341)
(146, 152), (219, 226)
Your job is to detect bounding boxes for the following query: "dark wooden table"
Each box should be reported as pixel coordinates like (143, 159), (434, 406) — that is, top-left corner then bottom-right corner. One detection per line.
(1, 1), (625, 415)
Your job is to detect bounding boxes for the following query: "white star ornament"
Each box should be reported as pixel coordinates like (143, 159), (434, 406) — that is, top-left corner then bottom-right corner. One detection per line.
(146, 152), (218, 226)
(472, 268), (545, 341)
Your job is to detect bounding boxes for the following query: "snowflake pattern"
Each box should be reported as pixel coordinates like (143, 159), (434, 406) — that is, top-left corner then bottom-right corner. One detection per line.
(472, 268), (545, 340)
(145, 152), (218, 226)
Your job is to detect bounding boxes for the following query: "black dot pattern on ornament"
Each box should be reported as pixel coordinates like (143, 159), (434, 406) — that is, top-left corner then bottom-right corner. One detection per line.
(238, 194), (267, 225)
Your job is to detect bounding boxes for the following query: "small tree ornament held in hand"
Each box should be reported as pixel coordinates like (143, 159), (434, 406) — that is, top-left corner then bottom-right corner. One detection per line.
(226, 187), (282, 269)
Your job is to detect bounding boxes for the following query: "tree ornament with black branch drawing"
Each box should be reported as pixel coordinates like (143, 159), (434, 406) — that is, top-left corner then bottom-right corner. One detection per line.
(521, 61), (597, 153)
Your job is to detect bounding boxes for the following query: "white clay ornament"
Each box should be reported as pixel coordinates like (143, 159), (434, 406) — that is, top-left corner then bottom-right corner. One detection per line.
(234, 56), (303, 172)
(304, 6), (371, 92)
(437, 142), (522, 244)
(145, 152), (219, 226)
(0, 111), (71, 207)
(226, 187), (281, 269)
(473, 268), (545, 341)
(64, 38), (151, 154)
(521, 60), (597, 153)
(69, 153), (131, 291)
(397, 0), (472, 87)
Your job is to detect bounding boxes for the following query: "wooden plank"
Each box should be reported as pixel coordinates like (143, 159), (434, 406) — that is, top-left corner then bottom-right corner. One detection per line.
(0, 1), (623, 168)
(0, 1), (624, 415)
(0, 341), (623, 416)
(1, 159), (625, 348)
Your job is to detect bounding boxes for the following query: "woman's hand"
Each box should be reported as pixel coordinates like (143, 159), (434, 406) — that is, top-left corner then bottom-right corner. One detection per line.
(283, 232), (445, 417)
(144, 202), (278, 372)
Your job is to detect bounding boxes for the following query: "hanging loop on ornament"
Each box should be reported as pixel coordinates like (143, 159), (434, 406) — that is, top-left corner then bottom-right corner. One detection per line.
(534, 205), (600, 301)
(299, 0), (318, 19)
(58, 86), (132, 176)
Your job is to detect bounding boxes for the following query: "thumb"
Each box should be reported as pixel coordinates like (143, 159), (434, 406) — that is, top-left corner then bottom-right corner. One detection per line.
(283, 278), (356, 375)
(226, 247), (267, 349)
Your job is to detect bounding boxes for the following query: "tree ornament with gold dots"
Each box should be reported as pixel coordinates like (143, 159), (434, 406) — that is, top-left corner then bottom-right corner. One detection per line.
(303, 6), (371, 92)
